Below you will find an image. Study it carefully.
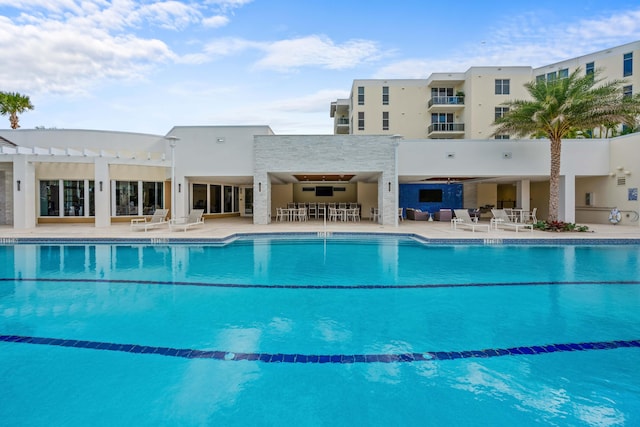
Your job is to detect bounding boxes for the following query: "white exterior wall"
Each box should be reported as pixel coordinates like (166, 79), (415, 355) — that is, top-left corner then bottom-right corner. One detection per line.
(350, 79), (430, 139)
(463, 67), (533, 139)
(166, 126), (273, 218)
(534, 41), (640, 90)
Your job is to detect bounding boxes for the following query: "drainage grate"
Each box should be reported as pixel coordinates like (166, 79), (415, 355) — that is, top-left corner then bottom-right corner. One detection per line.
(483, 238), (503, 245)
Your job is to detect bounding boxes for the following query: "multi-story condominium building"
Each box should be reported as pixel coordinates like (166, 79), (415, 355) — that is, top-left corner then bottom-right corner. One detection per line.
(331, 41), (640, 139)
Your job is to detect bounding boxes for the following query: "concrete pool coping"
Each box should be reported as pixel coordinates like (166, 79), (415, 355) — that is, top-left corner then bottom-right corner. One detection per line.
(1, 217), (639, 242)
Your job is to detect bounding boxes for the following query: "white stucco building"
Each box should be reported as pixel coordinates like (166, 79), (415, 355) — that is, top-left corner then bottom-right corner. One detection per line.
(1, 127), (639, 229)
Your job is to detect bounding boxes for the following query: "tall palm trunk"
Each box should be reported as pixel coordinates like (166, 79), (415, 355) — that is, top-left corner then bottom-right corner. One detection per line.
(9, 112), (19, 129)
(548, 138), (562, 222)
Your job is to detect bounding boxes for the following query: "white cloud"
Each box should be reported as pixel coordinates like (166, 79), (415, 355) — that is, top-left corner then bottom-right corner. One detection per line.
(254, 35), (382, 71)
(202, 15), (229, 28)
(0, 14), (175, 95)
(373, 8), (640, 79)
(267, 89), (350, 113)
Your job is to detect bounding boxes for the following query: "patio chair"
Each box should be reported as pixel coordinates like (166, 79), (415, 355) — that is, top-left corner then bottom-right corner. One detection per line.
(452, 209), (490, 233)
(491, 209), (533, 232)
(169, 209), (205, 232)
(130, 208), (169, 232)
(526, 207), (538, 223)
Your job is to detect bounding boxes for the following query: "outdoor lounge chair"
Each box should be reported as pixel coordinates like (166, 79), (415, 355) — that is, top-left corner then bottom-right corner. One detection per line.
(130, 208), (169, 232)
(169, 209), (205, 232)
(453, 209), (490, 232)
(491, 209), (533, 232)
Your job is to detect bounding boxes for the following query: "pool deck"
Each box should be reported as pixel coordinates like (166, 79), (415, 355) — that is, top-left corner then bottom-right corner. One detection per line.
(1, 217), (639, 241)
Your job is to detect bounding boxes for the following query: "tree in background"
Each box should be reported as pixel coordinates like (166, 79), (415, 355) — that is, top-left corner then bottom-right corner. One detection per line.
(0, 91), (34, 129)
(492, 69), (640, 222)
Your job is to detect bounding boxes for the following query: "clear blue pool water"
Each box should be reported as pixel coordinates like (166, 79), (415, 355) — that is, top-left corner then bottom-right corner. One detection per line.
(0, 236), (639, 426)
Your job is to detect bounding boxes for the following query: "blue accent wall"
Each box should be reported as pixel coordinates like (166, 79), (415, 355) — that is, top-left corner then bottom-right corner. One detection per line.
(399, 183), (463, 214)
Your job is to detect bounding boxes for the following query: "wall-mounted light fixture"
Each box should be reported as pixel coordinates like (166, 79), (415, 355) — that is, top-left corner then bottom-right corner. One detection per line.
(178, 183), (182, 192)
(259, 182), (262, 192)
(388, 182), (391, 192)
(16, 180), (20, 191)
(99, 181), (103, 191)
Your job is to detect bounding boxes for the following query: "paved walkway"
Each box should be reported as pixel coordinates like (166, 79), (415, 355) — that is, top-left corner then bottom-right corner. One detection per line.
(1, 217), (639, 241)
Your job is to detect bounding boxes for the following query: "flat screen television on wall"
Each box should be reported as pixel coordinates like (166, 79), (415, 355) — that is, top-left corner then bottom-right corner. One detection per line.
(315, 186), (334, 197)
(419, 189), (443, 203)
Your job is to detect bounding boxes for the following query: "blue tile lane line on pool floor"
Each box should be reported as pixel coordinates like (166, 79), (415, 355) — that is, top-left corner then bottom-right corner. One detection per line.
(1, 335), (638, 363)
(3, 277), (640, 290)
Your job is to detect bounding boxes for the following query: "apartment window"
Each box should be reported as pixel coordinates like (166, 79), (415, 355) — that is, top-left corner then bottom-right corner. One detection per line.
(357, 86), (365, 105)
(547, 71), (557, 81)
(431, 113), (454, 131)
(358, 112), (365, 130)
(382, 86), (389, 105)
(431, 87), (454, 97)
(624, 52), (633, 77)
(495, 79), (510, 95)
(382, 112), (389, 130)
(559, 68), (569, 79)
(536, 75), (545, 84)
(586, 62), (595, 75)
(495, 107), (509, 120)
(495, 135), (510, 140)
(623, 85), (633, 99)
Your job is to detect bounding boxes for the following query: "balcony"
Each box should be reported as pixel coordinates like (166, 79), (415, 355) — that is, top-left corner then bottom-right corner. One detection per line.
(428, 96), (465, 109)
(427, 123), (465, 137)
(334, 117), (350, 134)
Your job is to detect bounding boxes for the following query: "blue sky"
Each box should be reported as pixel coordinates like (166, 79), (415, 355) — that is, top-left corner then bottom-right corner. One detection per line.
(1, 0), (640, 135)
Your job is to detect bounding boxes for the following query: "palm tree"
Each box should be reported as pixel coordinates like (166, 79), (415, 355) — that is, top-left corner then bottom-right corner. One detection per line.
(0, 91), (34, 129)
(492, 69), (640, 222)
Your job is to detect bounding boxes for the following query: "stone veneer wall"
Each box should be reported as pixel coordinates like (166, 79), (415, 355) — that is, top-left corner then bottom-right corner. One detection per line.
(0, 163), (13, 225)
(253, 135), (398, 225)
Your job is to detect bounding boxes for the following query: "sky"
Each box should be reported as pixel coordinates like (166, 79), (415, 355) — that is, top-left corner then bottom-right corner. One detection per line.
(1, 0), (640, 136)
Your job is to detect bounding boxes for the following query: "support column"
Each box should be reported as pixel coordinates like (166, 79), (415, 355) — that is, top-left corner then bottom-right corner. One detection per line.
(559, 174), (576, 223)
(253, 172), (269, 224)
(13, 155), (36, 229)
(379, 171), (398, 226)
(516, 179), (531, 211)
(94, 158), (111, 227)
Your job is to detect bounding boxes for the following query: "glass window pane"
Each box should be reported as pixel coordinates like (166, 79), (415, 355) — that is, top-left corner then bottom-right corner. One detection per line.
(88, 180), (95, 216)
(224, 185), (233, 213)
(40, 180), (60, 216)
(210, 185), (222, 213)
(233, 187), (239, 212)
(63, 180), (84, 216)
(115, 181), (138, 216)
(193, 183), (208, 212)
(142, 182), (163, 214)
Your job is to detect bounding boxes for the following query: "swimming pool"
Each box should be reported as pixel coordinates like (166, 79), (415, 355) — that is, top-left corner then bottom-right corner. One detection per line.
(1, 235), (639, 426)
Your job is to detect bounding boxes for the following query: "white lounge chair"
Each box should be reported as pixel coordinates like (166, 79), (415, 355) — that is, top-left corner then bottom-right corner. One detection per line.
(169, 209), (205, 232)
(491, 209), (533, 232)
(130, 208), (169, 232)
(453, 209), (490, 232)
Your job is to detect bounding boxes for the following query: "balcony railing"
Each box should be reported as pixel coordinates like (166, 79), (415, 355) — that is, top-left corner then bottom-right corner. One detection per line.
(427, 123), (465, 133)
(336, 118), (349, 125)
(428, 96), (464, 108)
